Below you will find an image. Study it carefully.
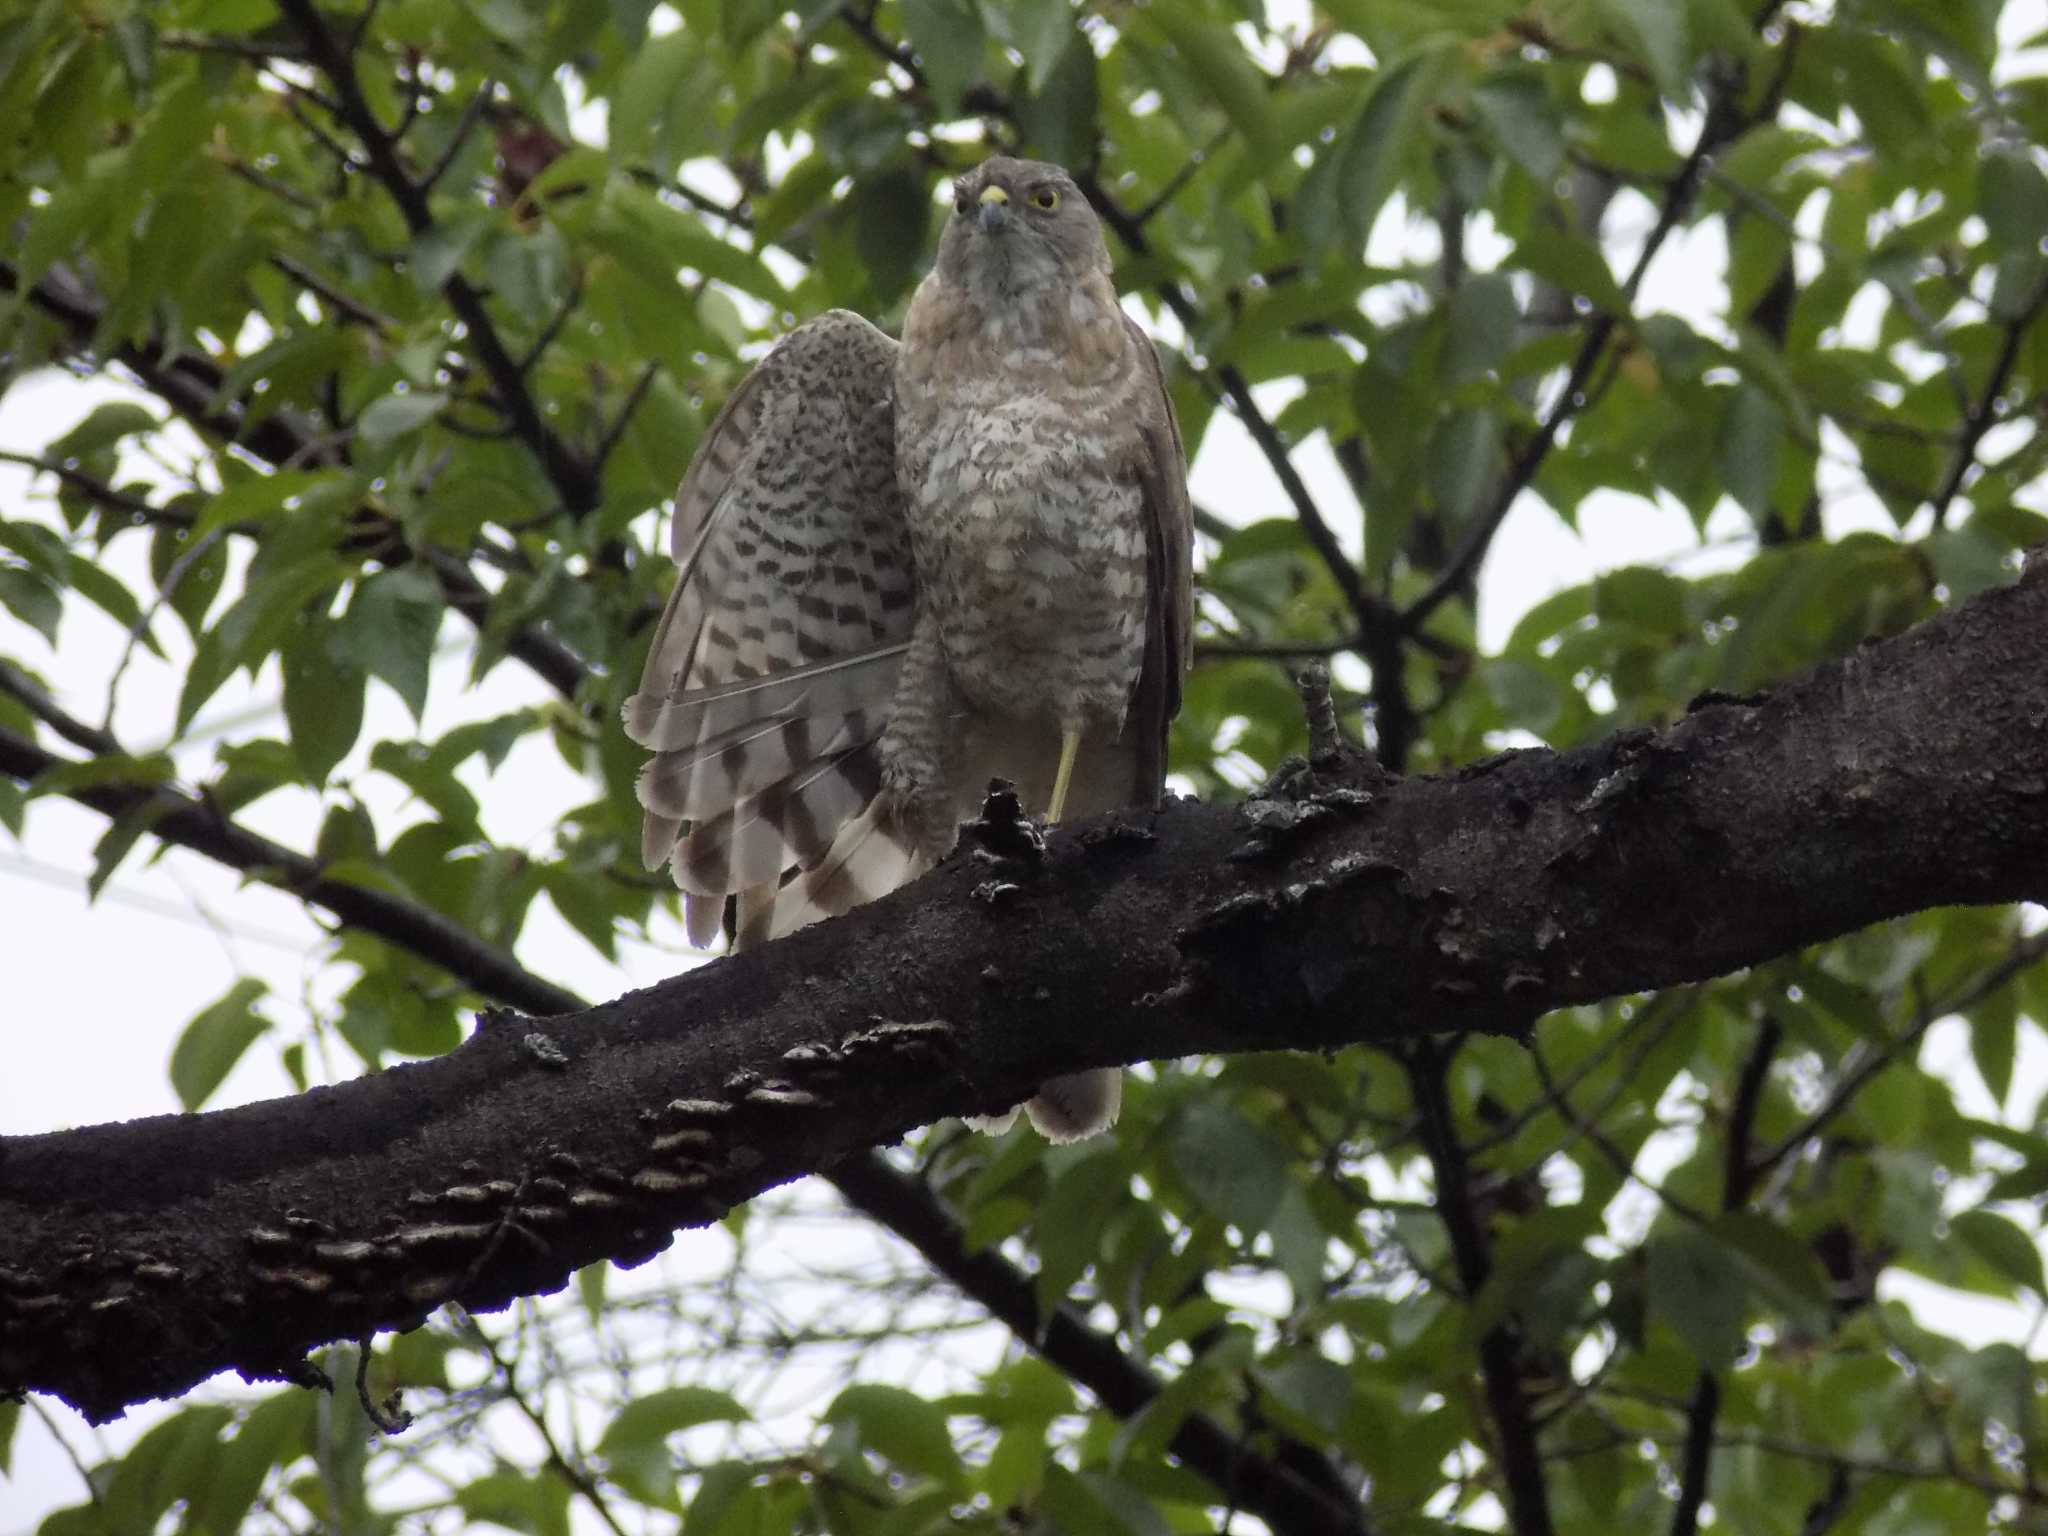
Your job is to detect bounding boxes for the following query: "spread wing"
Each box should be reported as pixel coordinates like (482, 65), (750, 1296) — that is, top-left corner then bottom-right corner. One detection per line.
(623, 310), (914, 946)
(1122, 315), (1195, 799)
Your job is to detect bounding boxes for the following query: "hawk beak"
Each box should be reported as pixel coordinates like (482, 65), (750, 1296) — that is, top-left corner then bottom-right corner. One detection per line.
(976, 184), (1011, 234)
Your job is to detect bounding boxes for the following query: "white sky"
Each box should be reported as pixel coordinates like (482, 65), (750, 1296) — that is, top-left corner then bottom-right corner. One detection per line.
(6, 2), (2048, 1528)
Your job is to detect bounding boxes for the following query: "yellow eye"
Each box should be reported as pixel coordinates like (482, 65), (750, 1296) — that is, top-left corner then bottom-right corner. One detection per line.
(1030, 186), (1060, 211)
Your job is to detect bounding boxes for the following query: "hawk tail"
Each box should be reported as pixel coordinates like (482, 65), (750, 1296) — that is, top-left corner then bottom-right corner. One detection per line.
(765, 796), (924, 941)
(1023, 1070), (1123, 1144)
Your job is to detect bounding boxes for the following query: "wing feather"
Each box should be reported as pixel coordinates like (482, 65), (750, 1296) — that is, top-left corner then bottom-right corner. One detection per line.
(1121, 316), (1195, 801)
(624, 311), (915, 924)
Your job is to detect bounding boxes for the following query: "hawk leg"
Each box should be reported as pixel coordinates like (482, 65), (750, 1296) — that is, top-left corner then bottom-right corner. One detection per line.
(1047, 726), (1082, 825)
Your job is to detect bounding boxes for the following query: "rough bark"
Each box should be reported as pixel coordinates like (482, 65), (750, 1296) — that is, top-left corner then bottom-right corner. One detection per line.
(4, 564), (2046, 1421)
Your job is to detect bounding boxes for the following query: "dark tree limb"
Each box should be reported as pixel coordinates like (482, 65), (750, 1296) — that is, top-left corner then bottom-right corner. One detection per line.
(3, 565), (2046, 1419)
(0, 682), (1360, 1536)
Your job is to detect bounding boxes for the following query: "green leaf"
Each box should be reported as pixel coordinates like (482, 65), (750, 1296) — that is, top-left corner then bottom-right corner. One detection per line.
(45, 401), (159, 461)
(853, 167), (931, 305)
(825, 1384), (964, 1491)
(1645, 1225), (1749, 1367)
(1013, 32), (1097, 167)
(334, 566), (443, 721)
(1979, 148), (2048, 254)
(900, 0), (985, 112)
(88, 797), (173, 902)
(1172, 1099), (1291, 1234)
(1594, 0), (1691, 99)
(1305, 42), (1459, 254)
(1968, 988), (2017, 1109)
(409, 209), (493, 295)
(456, 1469), (573, 1536)
(1444, 271), (1521, 382)
(1710, 1212), (1832, 1333)
(598, 1386), (749, 1509)
(0, 1397), (17, 1475)
(356, 390), (447, 448)
(1470, 71), (1564, 184)
(282, 615), (367, 785)
(1513, 224), (1628, 315)
(169, 978), (270, 1110)
(1951, 1209), (2044, 1296)
(1715, 384), (1784, 526)
(1140, 10), (1274, 154)
(0, 564), (60, 644)
(1000, 0), (1075, 86)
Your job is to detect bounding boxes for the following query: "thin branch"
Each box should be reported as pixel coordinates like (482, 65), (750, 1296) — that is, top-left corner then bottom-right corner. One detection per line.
(0, 661), (121, 757)
(827, 1157), (1370, 1536)
(275, 0), (600, 514)
(268, 254), (396, 332)
(0, 720), (582, 1018)
(1668, 1014), (1781, 1536)
(1751, 929), (2048, 1188)
(1928, 278), (2048, 527)
(1405, 32), (1793, 631)
(1408, 1039), (1556, 1536)
(421, 80), (496, 193)
(591, 362), (660, 475)
(453, 1313), (633, 1536)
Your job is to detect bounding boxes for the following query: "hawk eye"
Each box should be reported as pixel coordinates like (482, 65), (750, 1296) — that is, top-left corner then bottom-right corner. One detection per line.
(1030, 186), (1060, 211)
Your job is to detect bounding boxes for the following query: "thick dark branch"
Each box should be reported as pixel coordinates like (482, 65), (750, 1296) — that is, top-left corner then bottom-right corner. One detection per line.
(827, 1158), (1369, 1536)
(3, 565), (2046, 1419)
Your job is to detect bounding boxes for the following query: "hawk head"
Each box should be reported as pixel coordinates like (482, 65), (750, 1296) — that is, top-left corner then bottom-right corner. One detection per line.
(934, 157), (1111, 300)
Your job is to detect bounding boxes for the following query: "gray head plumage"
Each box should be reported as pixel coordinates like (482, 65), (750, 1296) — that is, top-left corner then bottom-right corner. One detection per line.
(933, 157), (1111, 299)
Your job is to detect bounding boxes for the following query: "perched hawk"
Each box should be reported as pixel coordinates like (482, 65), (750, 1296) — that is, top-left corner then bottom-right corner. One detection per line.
(624, 157), (1194, 1141)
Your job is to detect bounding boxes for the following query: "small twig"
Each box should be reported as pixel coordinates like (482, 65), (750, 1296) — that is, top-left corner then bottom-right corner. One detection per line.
(1405, 33), (1794, 632)
(591, 361), (661, 474)
(1297, 663), (1342, 765)
(1928, 277), (2048, 527)
(0, 660), (123, 758)
(455, 1311), (633, 1536)
(421, 80), (496, 193)
(1751, 930), (2048, 1188)
(1529, 1043), (1713, 1226)
(353, 1336), (412, 1435)
(101, 526), (224, 734)
(518, 272), (586, 374)
(269, 254), (394, 332)
(1133, 129), (1230, 226)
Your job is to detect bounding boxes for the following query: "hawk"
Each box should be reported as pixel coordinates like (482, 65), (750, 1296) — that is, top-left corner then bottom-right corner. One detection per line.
(624, 157), (1194, 1141)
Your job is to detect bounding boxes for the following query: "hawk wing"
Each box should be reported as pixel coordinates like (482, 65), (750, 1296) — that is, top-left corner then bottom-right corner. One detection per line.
(623, 310), (914, 946)
(1123, 315), (1195, 800)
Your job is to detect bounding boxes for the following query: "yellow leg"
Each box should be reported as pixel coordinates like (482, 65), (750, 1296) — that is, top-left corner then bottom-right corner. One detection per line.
(1047, 727), (1082, 825)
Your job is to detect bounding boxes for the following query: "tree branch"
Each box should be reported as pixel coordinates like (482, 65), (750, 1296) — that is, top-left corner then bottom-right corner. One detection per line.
(3, 567), (2045, 1418)
(274, 0), (601, 515)
(1404, 31), (1793, 631)
(827, 1158), (1369, 1536)
(1668, 1015), (1780, 1536)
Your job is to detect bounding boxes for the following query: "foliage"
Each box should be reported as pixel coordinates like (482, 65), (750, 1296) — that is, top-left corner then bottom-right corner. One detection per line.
(3, 0), (2046, 1532)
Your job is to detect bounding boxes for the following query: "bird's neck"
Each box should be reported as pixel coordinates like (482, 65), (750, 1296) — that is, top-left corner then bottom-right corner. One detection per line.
(902, 268), (1127, 381)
